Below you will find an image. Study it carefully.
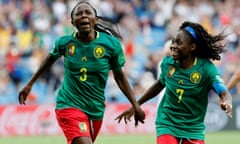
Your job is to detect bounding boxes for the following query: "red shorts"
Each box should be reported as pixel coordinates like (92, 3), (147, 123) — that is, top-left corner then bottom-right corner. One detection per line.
(157, 134), (205, 144)
(55, 108), (102, 144)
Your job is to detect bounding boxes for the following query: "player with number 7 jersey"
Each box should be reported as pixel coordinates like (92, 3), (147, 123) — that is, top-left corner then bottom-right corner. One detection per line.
(156, 55), (221, 140)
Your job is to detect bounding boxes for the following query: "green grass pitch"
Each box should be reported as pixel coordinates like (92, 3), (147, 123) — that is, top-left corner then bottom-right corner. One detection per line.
(0, 131), (239, 144)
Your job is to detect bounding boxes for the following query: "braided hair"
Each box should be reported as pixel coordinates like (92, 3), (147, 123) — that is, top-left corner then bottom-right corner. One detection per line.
(70, 1), (122, 40)
(179, 21), (228, 61)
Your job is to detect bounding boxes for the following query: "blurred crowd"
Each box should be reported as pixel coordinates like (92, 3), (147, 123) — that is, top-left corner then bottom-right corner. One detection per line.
(0, 0), (239, 104)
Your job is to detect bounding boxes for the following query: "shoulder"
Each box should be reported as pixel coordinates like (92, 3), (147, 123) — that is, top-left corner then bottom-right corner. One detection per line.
(197, 58), (219, 75)
(55, 33), (75, 46)
(198, 58), (216, 68)
(98, 31), (121, 46)
(161, 55), (175, 65)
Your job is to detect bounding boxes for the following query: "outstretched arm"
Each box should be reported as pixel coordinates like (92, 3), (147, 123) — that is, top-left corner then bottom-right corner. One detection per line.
(18, 54), (58, 105)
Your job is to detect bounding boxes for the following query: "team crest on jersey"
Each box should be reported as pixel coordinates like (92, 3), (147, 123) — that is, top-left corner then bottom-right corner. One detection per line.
(94, 46), (105, 58)
(79, 122), (88, 132)
(190, 71), (201, 84)
(168, 66), (176, 77)
(68, 44), (75, 55)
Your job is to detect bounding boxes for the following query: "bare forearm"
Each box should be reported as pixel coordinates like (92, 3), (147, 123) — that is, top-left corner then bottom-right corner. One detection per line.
(113, 70), (138, 107)
(28, 54), (57, 86)
(138, 80), (164, 105)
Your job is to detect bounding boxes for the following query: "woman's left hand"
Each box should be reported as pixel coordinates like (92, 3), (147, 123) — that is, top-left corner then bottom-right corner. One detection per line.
(133, 105), (145, 126)
(218, 98), (232, 118)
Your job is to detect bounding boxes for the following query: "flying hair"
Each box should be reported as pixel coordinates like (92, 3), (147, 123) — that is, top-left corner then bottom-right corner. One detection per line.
(179, 21), (228, 60)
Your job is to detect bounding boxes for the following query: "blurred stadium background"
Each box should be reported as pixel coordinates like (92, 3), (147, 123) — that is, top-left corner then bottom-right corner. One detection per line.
(0, 0), (239, 143)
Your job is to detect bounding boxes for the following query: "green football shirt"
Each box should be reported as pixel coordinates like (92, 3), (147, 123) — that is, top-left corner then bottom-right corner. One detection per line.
(156, 56), (224, 140)
(50, 31), (125, 120)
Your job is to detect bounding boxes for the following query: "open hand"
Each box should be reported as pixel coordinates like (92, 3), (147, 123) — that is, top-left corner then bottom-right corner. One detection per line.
(115, 107), (135, 124)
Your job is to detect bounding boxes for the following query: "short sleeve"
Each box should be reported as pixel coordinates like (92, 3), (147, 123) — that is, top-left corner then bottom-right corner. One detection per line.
(208, 62), (223, 82)
(50, 37), (65, 58)
(159, 56), (169, 85)
(110, 39), (126, 71)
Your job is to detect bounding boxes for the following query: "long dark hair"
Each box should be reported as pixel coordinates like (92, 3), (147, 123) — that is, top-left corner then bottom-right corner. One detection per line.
(179, 21), (228, 60)
(70, 1), (122, 40)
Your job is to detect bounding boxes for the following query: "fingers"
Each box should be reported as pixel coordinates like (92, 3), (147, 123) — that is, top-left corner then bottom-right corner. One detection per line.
(221, 103), (232, 118)
(19, 95), (26, 105)
(124, 114), (131, 124)
(115, 112), (132, 124)
(115, 115), (122, 123)
(18, 93), (26, 105)
(135, 119), (138, 127)
(134, 118), (145, 127)
(225, 104), (232, 118)
(18, 86), (32, 105)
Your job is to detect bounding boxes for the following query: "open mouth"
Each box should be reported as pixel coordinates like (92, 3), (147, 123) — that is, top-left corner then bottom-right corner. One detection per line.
(79, 22), (90, 27)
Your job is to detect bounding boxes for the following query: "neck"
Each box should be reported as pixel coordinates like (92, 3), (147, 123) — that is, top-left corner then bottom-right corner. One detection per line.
(77, 30), (96, 42)
(179, 56), (196, 70)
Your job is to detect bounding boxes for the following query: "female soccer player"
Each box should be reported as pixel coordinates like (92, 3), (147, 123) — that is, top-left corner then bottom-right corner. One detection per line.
(18, 1), (145, 144)
(116, 21), (232, 144)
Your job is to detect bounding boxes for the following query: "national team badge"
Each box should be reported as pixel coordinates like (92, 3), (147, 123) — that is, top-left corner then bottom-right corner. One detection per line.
(168, 66), (176, 77)
(68, 44), (75, 55)
(79, 122), (88, 132)
(190, 71), (201, 84)
(94, 46), (105, 58)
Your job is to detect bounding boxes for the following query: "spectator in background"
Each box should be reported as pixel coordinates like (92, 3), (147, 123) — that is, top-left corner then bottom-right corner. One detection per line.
(18, 1), (145, 144)
(0, 0), (238, 104)
(116, 21), (232, 144)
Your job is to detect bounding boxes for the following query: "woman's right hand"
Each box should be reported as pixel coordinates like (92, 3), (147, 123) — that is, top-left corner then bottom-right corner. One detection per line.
(18, 85), (32, 105)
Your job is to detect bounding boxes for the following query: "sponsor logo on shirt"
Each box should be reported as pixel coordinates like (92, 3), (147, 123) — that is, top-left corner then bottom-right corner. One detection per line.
(94, 46), (105, 58)
(190, 71), (201, 84)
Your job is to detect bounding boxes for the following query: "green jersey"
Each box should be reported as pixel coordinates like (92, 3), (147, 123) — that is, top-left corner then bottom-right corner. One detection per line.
(50, 32), (125, 120)
(156, 56), (224, 140)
